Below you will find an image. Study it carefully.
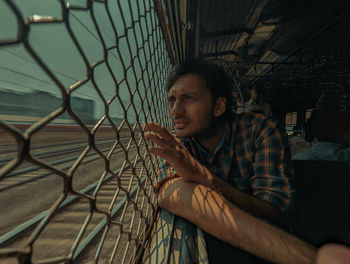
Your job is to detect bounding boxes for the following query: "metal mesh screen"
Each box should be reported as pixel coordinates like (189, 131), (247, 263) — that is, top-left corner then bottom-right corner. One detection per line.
(0, 0), (171, 263)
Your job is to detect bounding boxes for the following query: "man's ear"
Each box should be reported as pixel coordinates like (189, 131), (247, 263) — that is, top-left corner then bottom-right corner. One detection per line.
(214, 97), (227, 117)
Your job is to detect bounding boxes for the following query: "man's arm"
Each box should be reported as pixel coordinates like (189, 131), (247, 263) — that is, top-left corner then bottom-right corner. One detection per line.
(157, 178), (317, 264)
(143, 122), (287, 225)
(211, 115), (292, 225)
(211, 116), (292, 225)
(207, 175), (285, 226)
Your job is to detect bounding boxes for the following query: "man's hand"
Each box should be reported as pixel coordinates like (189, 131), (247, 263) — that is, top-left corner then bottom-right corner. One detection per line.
(142, 122), (213, 187)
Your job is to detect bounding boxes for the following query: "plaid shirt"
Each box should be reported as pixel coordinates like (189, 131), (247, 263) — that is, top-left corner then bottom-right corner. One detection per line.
(159, 112), (292, 212)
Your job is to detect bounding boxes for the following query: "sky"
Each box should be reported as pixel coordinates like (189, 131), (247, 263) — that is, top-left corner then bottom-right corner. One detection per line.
(0, 0), (170, 124)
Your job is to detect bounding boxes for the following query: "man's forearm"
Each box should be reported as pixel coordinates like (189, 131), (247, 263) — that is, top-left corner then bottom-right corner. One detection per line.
(158, 179), (317, 264)
(209, 175), (285, 225)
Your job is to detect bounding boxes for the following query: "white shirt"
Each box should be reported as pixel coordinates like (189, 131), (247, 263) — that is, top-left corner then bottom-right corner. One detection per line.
(242, 98), (272, 117)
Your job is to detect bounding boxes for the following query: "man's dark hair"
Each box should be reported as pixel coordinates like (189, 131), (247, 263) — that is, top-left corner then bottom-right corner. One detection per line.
(166, 58), (233, 120)
(248, 83), (263, 96)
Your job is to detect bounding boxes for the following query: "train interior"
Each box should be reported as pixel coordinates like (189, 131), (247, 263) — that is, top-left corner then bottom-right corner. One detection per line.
(0, 0), (350, 263)
(149, 0), (350, 261)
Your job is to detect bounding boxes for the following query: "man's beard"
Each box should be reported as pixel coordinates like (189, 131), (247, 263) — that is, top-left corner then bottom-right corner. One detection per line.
(193, 116), (222, 141)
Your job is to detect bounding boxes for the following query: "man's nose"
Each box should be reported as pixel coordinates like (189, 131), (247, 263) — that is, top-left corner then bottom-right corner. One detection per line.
(171, 100), (185, 116)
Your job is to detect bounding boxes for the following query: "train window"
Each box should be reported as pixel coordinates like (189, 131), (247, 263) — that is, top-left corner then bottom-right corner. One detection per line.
(305, 109), (313, 119)
(285, 111), (297, 135)
(0, 0), (171, 263)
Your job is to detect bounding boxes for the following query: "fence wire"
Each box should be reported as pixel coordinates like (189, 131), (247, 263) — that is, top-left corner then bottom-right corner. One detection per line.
(0, 0), (172, 263)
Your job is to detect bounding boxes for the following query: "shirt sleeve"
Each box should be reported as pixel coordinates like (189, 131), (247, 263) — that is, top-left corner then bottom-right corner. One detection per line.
(156, 158), (176, 183)
(155, 137), (191, 188)
(249, 117), (292, 212)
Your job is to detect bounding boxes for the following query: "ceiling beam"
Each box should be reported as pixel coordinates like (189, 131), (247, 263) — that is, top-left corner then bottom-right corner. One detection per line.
(202, 49), (239, 57)
(194, 0), (201, 57)
(200, 27), (254, 38)
(153, 0), (177, 65)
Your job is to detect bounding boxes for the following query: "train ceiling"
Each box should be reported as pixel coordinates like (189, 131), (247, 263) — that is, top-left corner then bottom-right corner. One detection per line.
(156, 0), (350, 112)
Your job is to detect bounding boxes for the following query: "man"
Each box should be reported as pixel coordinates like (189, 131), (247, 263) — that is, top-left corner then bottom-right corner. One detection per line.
(244, 84), (273, 117)
(143, 59), (316, 263)
(233, 91), (245, 113)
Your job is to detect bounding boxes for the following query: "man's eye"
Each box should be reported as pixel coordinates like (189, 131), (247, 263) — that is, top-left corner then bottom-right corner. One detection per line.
(168, 97), (175, 103)
(184, 95), (194, 101)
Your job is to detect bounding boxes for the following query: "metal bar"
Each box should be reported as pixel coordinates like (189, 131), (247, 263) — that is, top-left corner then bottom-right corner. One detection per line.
(203, 49), (239, 57)
(194, 0), (201, 58)
(200, 27), (254, 38)
(232, 61), (319, 65)
(180, 0), (187, 60)
(165, 0), (181, 63)
(173, 0), (184, 62)
(154, 0), (176, 65)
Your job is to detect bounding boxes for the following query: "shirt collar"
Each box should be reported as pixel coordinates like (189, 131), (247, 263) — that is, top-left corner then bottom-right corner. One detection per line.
(246, 98), (255, 105)
(189, 121), (232, 159)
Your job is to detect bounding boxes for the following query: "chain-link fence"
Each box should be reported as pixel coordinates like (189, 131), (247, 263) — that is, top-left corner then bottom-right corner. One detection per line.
(0, 0), (172, 263)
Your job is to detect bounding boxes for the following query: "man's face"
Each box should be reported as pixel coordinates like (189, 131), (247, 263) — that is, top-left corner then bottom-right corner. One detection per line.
(167, 74), (216, 138)
(250, 87), (258, 101)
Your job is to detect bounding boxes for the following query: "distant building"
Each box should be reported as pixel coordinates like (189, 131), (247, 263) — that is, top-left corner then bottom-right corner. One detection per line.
(0, 89), (95, 125)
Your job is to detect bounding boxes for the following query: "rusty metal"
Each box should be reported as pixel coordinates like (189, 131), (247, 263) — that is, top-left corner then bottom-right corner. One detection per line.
(0, 0), (171, 263)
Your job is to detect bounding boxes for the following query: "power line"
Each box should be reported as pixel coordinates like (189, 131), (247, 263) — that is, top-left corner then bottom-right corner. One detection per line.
(70, 6), (140, 72)
(0, 66), (102, 102)
(1, 48), (79, 84)
(0, 79), (36, 92)
(0, 65), (53, 86)
(0, 7), (146, 100)
(70, 12), (100, 42)
(70, 10), (127, 63)
(0, 49), (115, 98)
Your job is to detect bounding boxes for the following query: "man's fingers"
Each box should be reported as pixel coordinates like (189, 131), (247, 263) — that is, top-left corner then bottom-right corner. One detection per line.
(147, 147), (168, 159)
(143, 122), (174, 141)
(143, 131), (163, 145)
(143, 131), (175, 148)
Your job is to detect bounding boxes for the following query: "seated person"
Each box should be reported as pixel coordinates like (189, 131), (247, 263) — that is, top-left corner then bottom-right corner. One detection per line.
(233, 92), (245, 114)
(293, 111), (350, 161)
(244, 84), (273, 118)
(143, 59), (317, 263)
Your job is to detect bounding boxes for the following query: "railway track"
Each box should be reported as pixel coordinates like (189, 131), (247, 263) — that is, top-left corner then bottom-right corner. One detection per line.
(0, 155), (158, 263)
(0, 136), (106, 156)
(0, 137), (135, 191)
(0, 137), (118, 165)
(0, 129), (160, 263)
